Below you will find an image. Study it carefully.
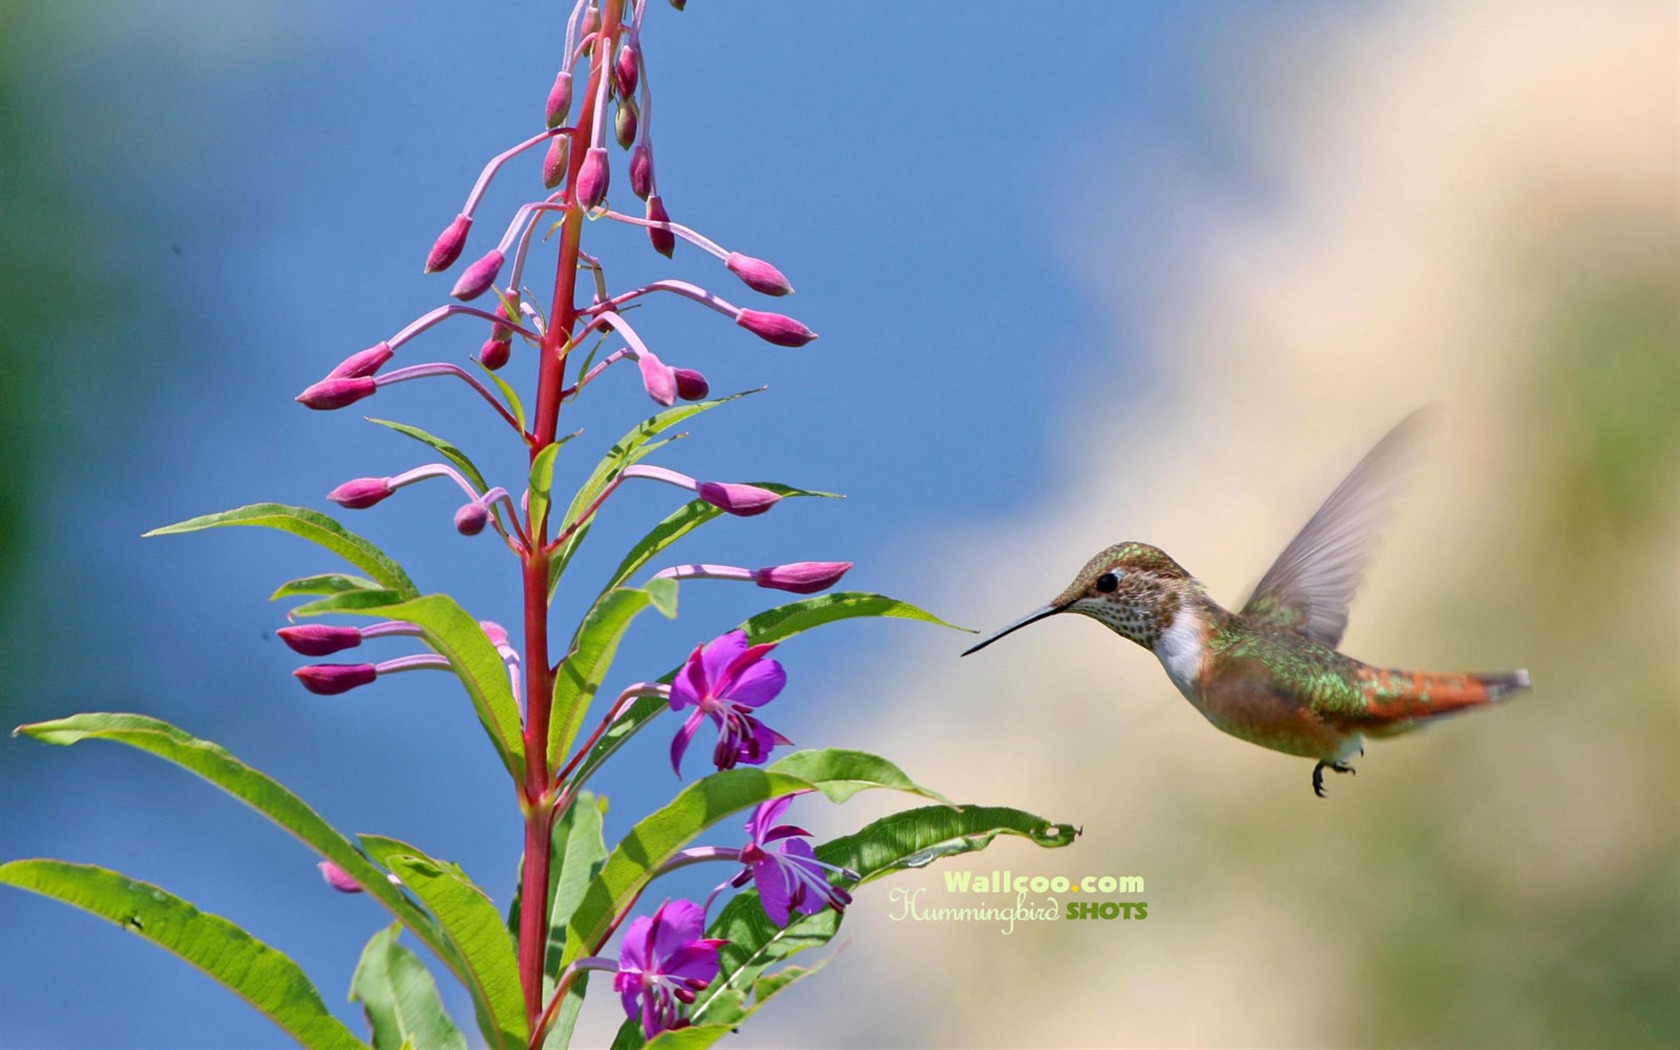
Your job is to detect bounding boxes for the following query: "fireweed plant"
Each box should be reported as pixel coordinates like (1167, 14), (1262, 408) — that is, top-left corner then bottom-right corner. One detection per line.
(2, 3), (1078, 1047)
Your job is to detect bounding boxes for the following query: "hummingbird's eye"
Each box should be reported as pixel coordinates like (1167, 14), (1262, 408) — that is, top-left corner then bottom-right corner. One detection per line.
(1095, 572), (1119, 594)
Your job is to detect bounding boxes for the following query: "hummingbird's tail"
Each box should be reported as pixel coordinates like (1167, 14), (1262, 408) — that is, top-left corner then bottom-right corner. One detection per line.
(1357, 667), (1531, 737)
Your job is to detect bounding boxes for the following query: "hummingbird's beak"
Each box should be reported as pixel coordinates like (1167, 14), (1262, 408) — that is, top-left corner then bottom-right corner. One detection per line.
(960, 603), (1064, 656)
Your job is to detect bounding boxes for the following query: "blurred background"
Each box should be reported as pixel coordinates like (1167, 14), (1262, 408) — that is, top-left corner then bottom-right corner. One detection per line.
(1, 1), (1674, 1047)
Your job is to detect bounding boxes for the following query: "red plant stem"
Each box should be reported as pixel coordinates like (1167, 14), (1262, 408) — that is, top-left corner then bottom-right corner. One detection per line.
(518, 0), (624, 1038)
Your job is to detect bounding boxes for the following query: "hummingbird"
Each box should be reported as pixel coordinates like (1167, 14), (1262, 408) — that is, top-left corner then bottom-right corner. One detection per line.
(962, 412), (1530, 797)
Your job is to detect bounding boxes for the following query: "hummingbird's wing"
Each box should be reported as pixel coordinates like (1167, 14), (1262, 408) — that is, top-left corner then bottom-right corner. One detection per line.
(1240, 411), (1429, 649)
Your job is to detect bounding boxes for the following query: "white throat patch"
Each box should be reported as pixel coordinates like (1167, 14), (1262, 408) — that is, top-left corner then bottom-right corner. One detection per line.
(1155, 603), (1206, 700)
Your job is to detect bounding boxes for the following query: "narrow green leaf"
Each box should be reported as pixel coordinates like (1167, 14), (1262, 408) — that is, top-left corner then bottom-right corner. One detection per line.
(365, 418), (489, 494)
(548, 390), (761, 593)
(564, 593), (966, 790)
(294, 594), (524, 781)
(542, 793), (609, 1049)
(0, 859), (365, 1050)
(359, 837), (526, 1050)
(284, 589), (406, 618)
(547, 586), (666, 769)
(597, 485), (842, 598)
(559, 757), (941, 974)
(146, 503), (419, 599)
(528, 442), (561, 540)
(479, 364), (527, 434)
(699, 804), (1079, 1019)
(13, 714), (469, 995)
(270, 573), (385, 601)
(351, 923), (468, 1050)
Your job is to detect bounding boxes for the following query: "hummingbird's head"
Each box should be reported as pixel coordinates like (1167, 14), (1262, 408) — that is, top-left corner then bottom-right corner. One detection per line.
(961, 542), (1196, 656)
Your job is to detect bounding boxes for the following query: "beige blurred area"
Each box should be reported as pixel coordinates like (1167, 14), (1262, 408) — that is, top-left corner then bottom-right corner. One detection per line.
(742, 1), (1678, 1046)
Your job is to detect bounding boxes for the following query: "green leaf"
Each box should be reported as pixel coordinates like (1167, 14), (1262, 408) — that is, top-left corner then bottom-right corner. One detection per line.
(698, 804), (1079, 1020)
(366, 418), (490, 494)
(597, 485), (842, 598)
(559, 756), (941, 974)
(351, 923), (468, 1050)
(293, 594), (524, 781)
(528, 442), (562, 540)
(284, 589), (406, 618)
(479, 364), (527, 434)
(146, 503), (419, 600)
(543, 792), (609, 1049)
(270, 573), (386, 601)
(768, 748), (952, 806)
(548, 390), (762, 593)
(13, 714), (469, 997)
(359, 837), (526, 1050)
(0, 859), (366, 1050)
(548, 585), (675, 768)
(564, 593), (966, 790)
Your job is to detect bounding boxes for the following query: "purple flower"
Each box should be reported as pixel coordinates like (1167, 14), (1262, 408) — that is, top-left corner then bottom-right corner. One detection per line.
(545, 71), (573, 128)
(672, 367), (708, 401)
(450, 249), (505, 301)
(543, 136), (570, 190)
(294, 663), (378, 695)
(317, 860), (364, 894)
(754, 561), (852, 594)
(327, 342), (393, 379)
(725, 253), (793, 297)
(614, 44), (640, 98)
(277, 624), (362, 657)
(327, 477), (395, 510)
(454, 501), (489, 536)
(478, 334), (511, 371)
(646, 195), (675, 257)
(696, 481), (780, 516)
(735, 308), (817, 347)
(577, 147), (611, 210)
(613, 899), (725, 1039)
(296, 376), (376, 410)
(630, 144), (654, 200)
(668, 629), (790, 775)
(733, 795), (854, 926)
(424, 214), (472, 274)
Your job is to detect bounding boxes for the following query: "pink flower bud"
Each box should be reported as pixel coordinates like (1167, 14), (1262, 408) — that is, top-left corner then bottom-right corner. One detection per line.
(480, 621), (511, 647)
(424, 214), (472, 273)
(451, 249), (505, 301)
(479, 335), (511, 370)
(754, 561), (853, 594)
(646, 194), (675, 257)
(576, 147), (610, 210)
(545, 71), (573, 128)
(318, 861), (364, 894)
(614, 98), (638, 150)
(614, 44), (640, 97)
(725, 253), (793, 297)
(581, 5), (600, 38)
(637, 349), (677, 406)
(735, 309), (817, 347)
(454, 501), (489, 536)
(294, 663), (378, 695)
(672, 368), (709, 401)
(697, 482), (781, 517)
(296, 376), (376, 410)
(630, 144), (654, 200)
(327, 477), (395, 510)
(327, 342), (393, 379)
(277, 624), (363, 657)
(543, 136), (570, 191)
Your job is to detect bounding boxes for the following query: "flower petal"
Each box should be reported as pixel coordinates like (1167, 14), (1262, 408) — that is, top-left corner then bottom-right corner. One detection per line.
(745, 794), (797, 844)
(669, 643), (707, 710)
(650, 899), (708, 961)
(752, 855), (795, 926)
(618, 916), (654, 971)
(699, 629), (750, 687)
(669, 710), (705, 777)
(722, 658), (786, 709)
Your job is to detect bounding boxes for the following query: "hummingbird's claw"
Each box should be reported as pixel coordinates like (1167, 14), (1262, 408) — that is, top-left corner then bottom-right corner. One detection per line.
(1312, 760), (1357, 798)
